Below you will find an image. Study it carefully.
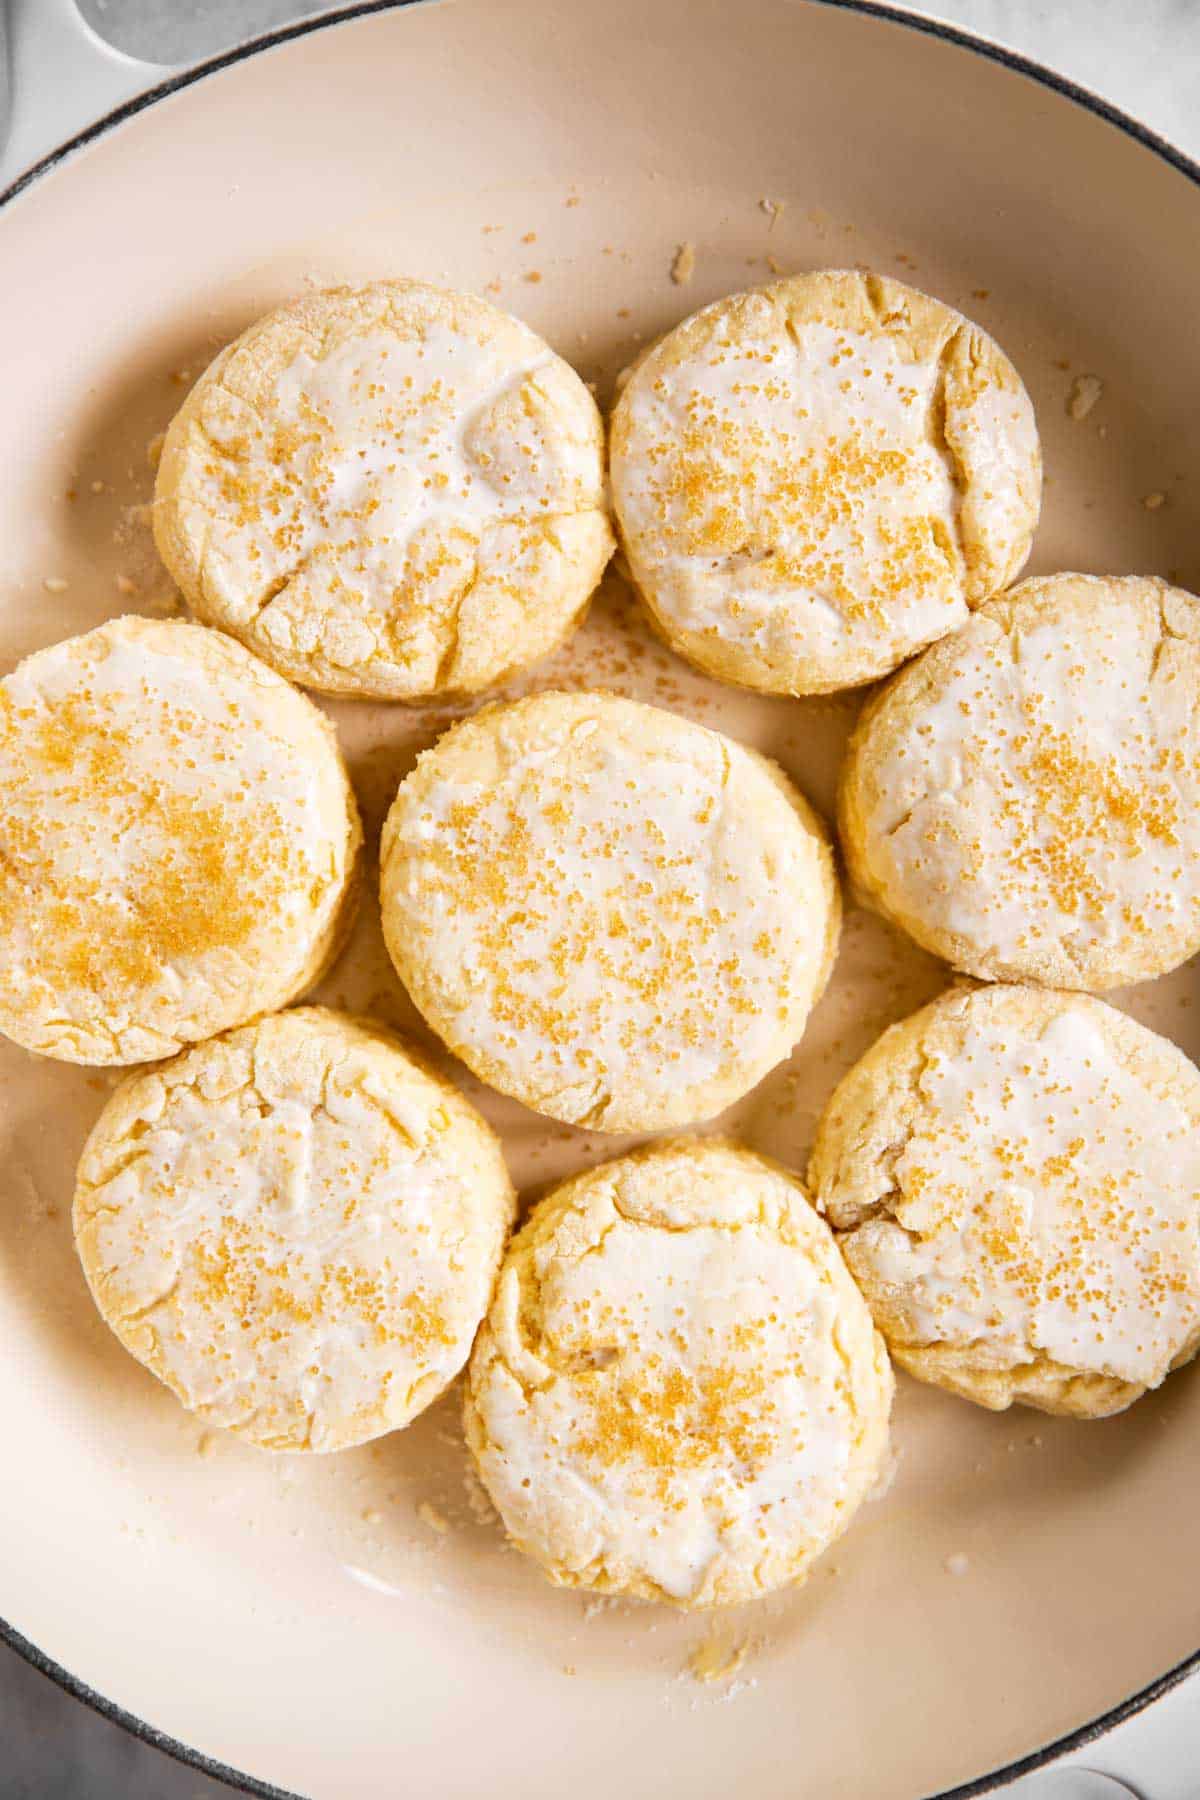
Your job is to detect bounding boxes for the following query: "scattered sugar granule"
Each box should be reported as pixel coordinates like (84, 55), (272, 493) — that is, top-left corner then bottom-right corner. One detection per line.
(671, 242), (696, 286)
(417, 1500), (450, 1535)
(1142, 491), (1166, 511)
(43, 577), (69, 594)
(945, 1552), (970, 1577)
(90, 479), (106, 495)
(1067, 374), (1103, 420)
(758, 196), (785, 230)
(362, 1508), (383, 1526)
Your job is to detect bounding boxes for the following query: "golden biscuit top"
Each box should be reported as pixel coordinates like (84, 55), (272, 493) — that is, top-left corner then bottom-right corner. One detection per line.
(73, 1008), (514, 1451)
(0, 615), (359, 1063)
(468, 1140), (891, 1606)
(156, 281), (611, 695)
(813, 986), (1200, 1388)
(611, 271), (1040, 693)
(380, 690), (838, 1130)
(844, 574), (1200, 987)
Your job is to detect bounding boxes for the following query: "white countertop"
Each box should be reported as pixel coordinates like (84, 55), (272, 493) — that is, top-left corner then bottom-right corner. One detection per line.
(1, 3), (1198, 1797)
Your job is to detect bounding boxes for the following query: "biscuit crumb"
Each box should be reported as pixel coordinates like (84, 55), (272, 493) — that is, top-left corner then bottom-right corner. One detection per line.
(197, 1432), (218, 1460)
(671, 242), (696, 286)
(417, 1500), (450, 1535)
(758, 196), (785, 230)
(115, 575), (138, 596)
(42, 577), (69, 594)
(1067, 373), (1103, 420)
(521, 231), (537, 245)
(146, 432), (165, 471)
(1142, 491), (1166, 511)
(766, 253), (784, 275)
(565, 194), (580, 208)
(945, 1553), (970, 1577)
(362, 1508), (383, 1525)
(687, 1630), (750, 1684)
(90, 479), (106, 495)
(524, 270), (543, 284)
(972, 288), (990, 300)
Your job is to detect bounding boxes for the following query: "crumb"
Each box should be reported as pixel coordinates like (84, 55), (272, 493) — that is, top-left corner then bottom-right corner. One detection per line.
(562, 1664), (577, 1676)
(524, 270), (543, 284)
(42, 577), (69, 594)
(197, 1432), (218, 1460)
(945, 1553), (970, 1577)
(362, 1508), (383, 1525)
(90, 478), (106, 494)
(485, 279), (503, 295)
(671, 241), (696, 285)
(1142, 491), (1166, 511)
(146, 432), (165, 471)
(481, 223), (502, 234)
(417, 1500), (449, 1535)
(687, 1630), (750, 1685)
(521, 231), (537, 244)
(565, 195), (580, 208)
(616, 307), (631, 319)
(766, 253), (784, 275)
(115, 574), (138, 596)
(169, 368), (191, 386)
(758, 196), (785, 231)
(972, 288), (990, 300)
(1053, 357), (1072, 371)
(1067, 373), (1103, 420)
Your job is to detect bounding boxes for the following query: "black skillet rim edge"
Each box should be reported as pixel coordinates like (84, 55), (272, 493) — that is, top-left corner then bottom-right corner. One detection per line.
(1, 0), (1198, 1794)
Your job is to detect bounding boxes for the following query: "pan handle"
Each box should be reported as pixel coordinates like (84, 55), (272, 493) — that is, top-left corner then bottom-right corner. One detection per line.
(0, 0), (181, 193)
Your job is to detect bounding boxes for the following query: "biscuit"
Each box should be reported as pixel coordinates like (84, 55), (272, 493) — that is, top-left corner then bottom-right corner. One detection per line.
(74, 1007), (515, 1451)
(154, 280), (613, 699)
(465, 1138), (892, 1606)
(610, 270), (1040, 696)
(840, 573), (1200, 989)
(0, 616), (361, 1065)
(379, 690), (840, 1131)
(809, 984), (1200, 1417)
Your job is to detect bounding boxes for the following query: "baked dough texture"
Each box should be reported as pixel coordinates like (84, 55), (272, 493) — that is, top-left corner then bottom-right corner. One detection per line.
(154, 280), (613, 699)
(840, 573), (1200, 990)
(809, 984), (1200, 1417)
(609, 270), (1040, 696)
(74, 1007), (515, 1451)
(0, 616), (361, 1066)
(465, 1138), (892, 1606)
(379, 690), (840, 1131)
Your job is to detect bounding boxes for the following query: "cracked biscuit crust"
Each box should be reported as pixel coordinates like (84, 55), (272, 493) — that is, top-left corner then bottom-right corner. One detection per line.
(809, 984), (1200, 1418)
(379, 690), (841, 1132)
(609, 270), (1040, 697)
(73, 1007), (515, 1452)
(154, 280), (614, 700)
(465, 1139), (892, 1607)
(840, 574), (1200, 989)
(0, 616), (361, 1066)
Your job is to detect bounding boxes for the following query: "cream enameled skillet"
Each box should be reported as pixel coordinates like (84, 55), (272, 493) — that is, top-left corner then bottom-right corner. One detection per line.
(1, 2), (1199, 1795)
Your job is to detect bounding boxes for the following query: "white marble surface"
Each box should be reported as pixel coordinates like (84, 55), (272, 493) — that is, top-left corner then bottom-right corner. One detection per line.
(2, 3), (1199, 1796)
